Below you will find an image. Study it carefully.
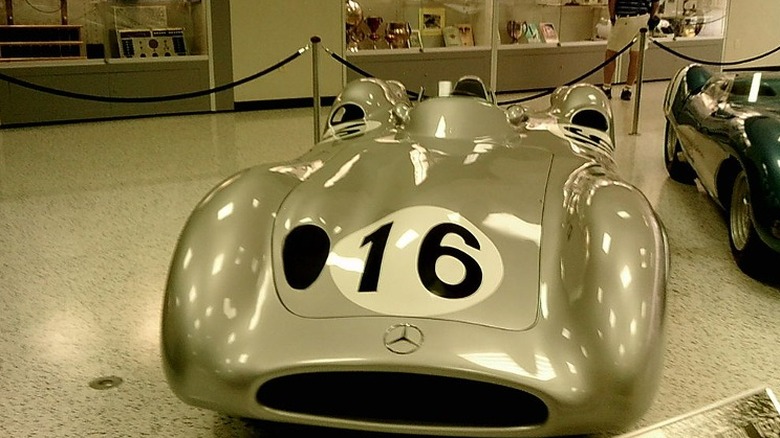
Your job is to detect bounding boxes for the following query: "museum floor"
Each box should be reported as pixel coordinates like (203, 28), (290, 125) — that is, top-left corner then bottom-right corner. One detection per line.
(1, 80), (778, 437)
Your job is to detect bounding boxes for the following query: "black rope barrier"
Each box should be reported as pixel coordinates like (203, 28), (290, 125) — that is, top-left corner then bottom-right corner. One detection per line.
(4, 33), (780, 111)
(326, 49), (375, 79)
(652, 39), (780, 66)
(324, 46), (426, 100)
(0, 46), (309, 103)
(497, 37), (637, 106)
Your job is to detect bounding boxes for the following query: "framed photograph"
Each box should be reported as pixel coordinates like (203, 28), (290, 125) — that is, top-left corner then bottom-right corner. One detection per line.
(409, 29), (423, 49)
(442, 26), (461, 47)
(539, 22), (559, 43)
(420, 7), (445, 35)
(457, 23), (474, 46)
(523, 22), (541, 43)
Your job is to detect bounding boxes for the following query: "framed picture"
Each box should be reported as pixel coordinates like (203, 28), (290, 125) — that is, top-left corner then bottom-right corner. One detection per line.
(420, 7), (445, 35)
(457, 23), (474, 46)
(539, 22), (559, 43)
(442, 26), (461, 47)
(409, 29), (423, 49)
(524, 22), (541, 43)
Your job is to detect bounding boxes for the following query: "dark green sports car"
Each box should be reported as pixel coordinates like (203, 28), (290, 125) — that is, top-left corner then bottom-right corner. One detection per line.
(664, 64), (780, 277)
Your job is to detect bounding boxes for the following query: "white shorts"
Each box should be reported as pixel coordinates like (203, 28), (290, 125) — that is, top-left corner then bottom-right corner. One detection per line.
(607, 14), (650, 52)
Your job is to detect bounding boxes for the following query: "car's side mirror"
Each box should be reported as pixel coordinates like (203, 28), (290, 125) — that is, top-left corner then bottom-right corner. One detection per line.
(392, 102), (412, 126)
(506, 105), (529, 126)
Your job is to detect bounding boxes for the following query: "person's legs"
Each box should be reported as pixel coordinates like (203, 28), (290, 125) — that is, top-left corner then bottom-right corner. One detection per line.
(602, 49), (617, 98)
(604, 49), (618, 84)
(621, 49), (639, 100)
(626, 50), (639, 86)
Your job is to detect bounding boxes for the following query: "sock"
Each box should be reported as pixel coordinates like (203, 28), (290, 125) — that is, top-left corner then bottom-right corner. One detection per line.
(603, 83), (612, 90)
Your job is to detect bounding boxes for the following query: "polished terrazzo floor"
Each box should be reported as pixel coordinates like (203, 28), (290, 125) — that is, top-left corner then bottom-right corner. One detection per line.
(1, 81), (778, 437)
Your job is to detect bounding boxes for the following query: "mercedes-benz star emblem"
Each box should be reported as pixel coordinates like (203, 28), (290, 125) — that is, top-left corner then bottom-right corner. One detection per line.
(383, 323), (424, 354)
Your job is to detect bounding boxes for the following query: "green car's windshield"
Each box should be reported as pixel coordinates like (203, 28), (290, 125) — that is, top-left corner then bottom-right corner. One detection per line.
(727, 72), (780, 105)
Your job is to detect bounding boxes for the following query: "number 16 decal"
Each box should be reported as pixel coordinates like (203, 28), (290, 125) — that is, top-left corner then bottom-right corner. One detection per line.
(330, 206), (503, 317)
(417, 223), (483, 299)
(358, 222), (393, 292)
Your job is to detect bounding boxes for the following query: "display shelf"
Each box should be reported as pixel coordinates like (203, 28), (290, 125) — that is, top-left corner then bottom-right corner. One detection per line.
(345, 0), (493, 52)
(0, 25), (85, 61)
(499, 0), (609, 45)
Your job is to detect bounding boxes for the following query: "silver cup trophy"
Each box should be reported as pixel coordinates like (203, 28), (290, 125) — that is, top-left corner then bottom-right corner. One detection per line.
(345, 0), (365, 52)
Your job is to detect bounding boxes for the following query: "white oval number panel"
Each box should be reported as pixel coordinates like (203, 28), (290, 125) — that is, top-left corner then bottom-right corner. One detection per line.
(328, 206), (504, 316)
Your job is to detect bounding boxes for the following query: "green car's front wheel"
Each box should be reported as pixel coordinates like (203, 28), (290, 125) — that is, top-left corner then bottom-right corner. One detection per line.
(728, 170), (776, 277)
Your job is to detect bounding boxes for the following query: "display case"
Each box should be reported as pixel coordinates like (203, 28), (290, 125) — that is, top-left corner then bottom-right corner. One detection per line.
(0, 0), (209, 60)
(345, 0), (492, 51)
(343, 0), (728, 93)
(633, 0), (728, 82)
(344, 0), (614, 92)
(656, 0), (728, 38)
(0, 1), (232, 126)
(498, 0), (609, 45)
(344, 0), (495, 95)
(496, 0), (610, 91)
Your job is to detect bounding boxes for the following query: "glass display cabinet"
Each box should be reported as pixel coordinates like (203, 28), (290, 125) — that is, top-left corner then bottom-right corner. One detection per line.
(344, 0), (728, 93)
(344, 0), (495, 96)
(637, 0), (728, 81)
(345, 0), (492, 51)
(0, 0), (230, 126)
(0, 0), (208, 60)
(498, 0), (610, 45)
(496, 0), (611, 91)
(656, 0), (728, 38)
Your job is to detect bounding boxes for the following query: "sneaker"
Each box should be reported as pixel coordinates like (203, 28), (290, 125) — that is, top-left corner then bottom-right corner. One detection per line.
(620, 88), (632, 101)
(602, 87), (612, 99)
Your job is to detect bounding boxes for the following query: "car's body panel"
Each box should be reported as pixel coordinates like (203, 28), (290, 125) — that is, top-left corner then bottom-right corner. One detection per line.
(163, 77), (667, 437)
(664, 65), (780, 253)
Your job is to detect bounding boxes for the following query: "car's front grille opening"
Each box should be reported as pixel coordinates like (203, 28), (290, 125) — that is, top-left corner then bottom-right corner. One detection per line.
(256, 371), (549, 428)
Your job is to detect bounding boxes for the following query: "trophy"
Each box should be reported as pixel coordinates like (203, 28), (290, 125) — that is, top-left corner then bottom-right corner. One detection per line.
(385, 21), (411, 49)
(507, 20), (525, 43)
(365, 16), (384, 49)
(345, 0), (365, 52)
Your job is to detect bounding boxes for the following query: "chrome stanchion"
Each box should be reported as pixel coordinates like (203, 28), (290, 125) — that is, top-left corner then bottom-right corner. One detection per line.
(311, 36), (322, 144)
(630, 28), (648, 136)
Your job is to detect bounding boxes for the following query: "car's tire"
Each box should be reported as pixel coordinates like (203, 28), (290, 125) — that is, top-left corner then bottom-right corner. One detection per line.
(728, 170), (777, 277)
(664, 121), (696, 184)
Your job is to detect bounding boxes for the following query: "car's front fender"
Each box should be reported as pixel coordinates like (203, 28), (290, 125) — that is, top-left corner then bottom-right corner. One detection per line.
(743, 116), (780, 249)
(161, 166), (300, 405)
(552, 165), (668, 421)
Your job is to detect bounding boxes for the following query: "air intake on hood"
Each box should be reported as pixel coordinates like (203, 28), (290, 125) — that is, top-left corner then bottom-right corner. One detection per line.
(257, 371), (549, 428)
(282, 225), (330, 290)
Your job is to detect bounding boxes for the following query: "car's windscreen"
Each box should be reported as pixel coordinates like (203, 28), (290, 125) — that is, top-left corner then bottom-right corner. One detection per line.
(728, 72), (780, 105)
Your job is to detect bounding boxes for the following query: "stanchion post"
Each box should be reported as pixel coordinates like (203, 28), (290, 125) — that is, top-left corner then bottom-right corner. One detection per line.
(630, 28), (648, 136)
(311, 36), (322, 144)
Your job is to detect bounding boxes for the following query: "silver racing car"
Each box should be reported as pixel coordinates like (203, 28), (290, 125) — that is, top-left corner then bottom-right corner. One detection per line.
(162, 76), (668, 437)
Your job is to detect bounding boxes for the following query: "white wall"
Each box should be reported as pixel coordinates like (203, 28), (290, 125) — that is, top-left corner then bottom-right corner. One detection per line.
(724, 0), (780, 68)
(229, 0), (344, 102)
